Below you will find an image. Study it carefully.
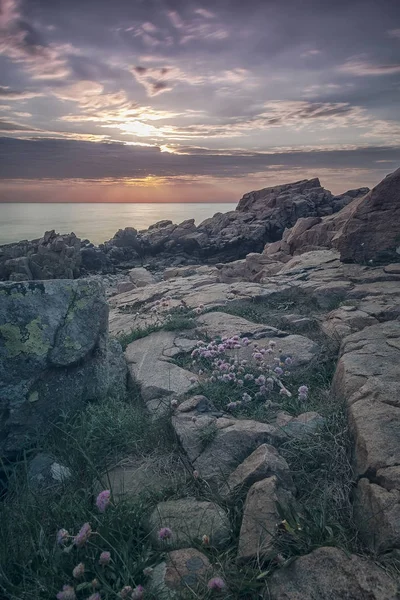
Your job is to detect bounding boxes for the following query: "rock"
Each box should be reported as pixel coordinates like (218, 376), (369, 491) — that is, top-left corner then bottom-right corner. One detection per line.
(148, 498), (231, 549)
(0, 230), (81, 281)
(279, 314), (317, 333)
(278, 249), (340, 273)
(195, 311), (282, 340)
(334, 167), (400, 263)
(332, 321), (400, 552)
(94, 454), (187, 502)
(231, 333), (320, 369)
(193, 419), (285, 489)
(117, 281), (136, 294)
(0, 279), (127, 459)
(237, 476), (294, 562)
(150, 548), (211, 599)
(321, 307), (377, 339)
(384, 264), (400, 274)
(353, 478), (400, 554)
(266, 546), (398, 599)
(220, 444), (295, 499)
(128, 267), (156, 287)
(28, 453), (71, 492)
(125, 331), (197, 402)
(276, 412), (325, 438)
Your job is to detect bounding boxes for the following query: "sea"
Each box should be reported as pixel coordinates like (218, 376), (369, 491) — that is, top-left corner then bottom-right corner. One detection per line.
(0, 203), (236, 246)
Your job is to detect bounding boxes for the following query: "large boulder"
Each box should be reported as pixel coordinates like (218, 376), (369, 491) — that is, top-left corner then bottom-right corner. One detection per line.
(0, 279), (127, 459)
(333, 167), (400, 263)
(0, 230), (82, 281)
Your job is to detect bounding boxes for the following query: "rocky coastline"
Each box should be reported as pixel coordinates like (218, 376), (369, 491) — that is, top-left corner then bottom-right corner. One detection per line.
(1, 167), (400, 599)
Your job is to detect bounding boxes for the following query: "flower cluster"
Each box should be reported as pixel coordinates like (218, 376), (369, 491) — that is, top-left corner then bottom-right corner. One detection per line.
(190, 335), (309, 411)
(55, 490), (148, 600)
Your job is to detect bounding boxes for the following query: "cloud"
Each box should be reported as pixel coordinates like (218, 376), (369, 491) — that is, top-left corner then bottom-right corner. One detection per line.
(0, 85), (42, 99)
(339, 56), (400, 76)
(0, 137), (399, 184)
(0, 0), (70, 80)
(388, 29), (400, 39)
(194, 8), (215, 19)
(0, 118), (39, 131)
(300, 49), (321, 57)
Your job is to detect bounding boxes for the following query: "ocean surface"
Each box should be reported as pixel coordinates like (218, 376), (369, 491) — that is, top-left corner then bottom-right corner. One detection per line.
(0, 203), (236, 246)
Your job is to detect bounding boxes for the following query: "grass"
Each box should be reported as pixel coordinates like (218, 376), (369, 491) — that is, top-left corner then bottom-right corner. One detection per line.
(0, 389), (177, 600)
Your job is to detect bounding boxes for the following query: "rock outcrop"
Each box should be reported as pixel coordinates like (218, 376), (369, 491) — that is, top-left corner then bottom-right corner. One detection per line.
(98, 178), (360, 268)
(0, 279), (127, 459)
(0, 230), (82, 281)
(334, 166), (400, 263)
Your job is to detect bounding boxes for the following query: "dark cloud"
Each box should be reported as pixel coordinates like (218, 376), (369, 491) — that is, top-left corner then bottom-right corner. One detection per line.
(0, 119), (39, 131)
(0, 137), (399, 181)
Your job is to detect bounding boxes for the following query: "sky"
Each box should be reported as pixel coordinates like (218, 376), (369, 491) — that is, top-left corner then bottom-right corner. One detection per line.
(0, 0), (399, 202)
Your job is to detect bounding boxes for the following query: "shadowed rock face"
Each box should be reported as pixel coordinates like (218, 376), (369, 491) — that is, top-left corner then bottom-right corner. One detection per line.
(98, 178), (357, 268)
(333, 166), (400, 263)
(0, 279), (127, 459)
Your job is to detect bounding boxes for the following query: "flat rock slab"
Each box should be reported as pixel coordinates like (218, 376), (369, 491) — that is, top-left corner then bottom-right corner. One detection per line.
(237, 475), (293, 563)
(125, 331), (198, 401)
(195, 311), (283, 340)
(266, 546), (398, 599)
(150, 548), (211, 599)
(148, 498), (231, 549)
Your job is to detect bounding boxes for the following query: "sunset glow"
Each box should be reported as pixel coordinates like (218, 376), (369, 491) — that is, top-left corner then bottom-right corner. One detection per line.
(0, 0), (399, 202)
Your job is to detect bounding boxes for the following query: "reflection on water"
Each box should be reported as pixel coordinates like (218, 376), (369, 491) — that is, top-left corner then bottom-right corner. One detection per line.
(0, 202), (236, 245)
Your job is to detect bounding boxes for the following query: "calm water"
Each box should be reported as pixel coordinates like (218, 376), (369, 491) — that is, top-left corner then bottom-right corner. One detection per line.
(0, 203), (236, 246)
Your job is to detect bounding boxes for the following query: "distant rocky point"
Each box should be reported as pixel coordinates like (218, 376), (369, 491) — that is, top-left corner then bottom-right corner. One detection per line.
(0, 168), (399, 282)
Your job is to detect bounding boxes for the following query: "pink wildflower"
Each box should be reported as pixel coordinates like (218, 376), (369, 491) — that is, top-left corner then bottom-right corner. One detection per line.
(88, 594), (101, 600)
(158, 527), (173, 540)
(269, 340), (277, 348)
(96, 489), (111, 513)
(193, 470), (199, 479)
(72, 562), (85, 578)
(274, 367), (283, 376)
(242, 392), (252, 403)
(56, 585), (76, 600)
(74, 523), (92, 547)
(56, 528), (69, 546)
(285, 357), (293, 366)
(99, 551), (111, 566)
(120, 587), (133, 599)
(131, 585), (144, 600)
(207, 577), (226, 591)
(189, 376), (197, 384)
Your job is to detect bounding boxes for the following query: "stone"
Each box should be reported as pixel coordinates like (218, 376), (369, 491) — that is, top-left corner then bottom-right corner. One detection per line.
(219, 444), (295, 499)
(0, 230), (82, 281)
(190, 418), (284, 488)
(237, 476), (293, 562)
(332, 320), (400, 552)
(28, 453), (71, 492)
(125, 331), (197, 401)
(231, 333), (320, 369)
(266, 546), (398, 599)
(148, 498), (231, 549)
(353, 478), (400, 554)
(117, 281), (136, 294)
(384, 264), (400, 274)
(278, 249), (341, 274)
(94, 454), (187, 502)
(195, 311), (282, 340)
(0, 279), (127, 459)
(150, 548), (211, 599)
(277, 412), (325, 438)
(279, 314), (317, 333)
(334, 167), (400, 263)
(321, 307), (377, 339)
(128, 267), (156, 287)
